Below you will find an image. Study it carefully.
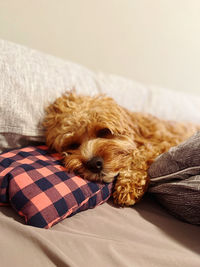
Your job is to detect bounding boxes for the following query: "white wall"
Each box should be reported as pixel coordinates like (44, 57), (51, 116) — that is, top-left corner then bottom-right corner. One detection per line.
(0, 0), (200, 95)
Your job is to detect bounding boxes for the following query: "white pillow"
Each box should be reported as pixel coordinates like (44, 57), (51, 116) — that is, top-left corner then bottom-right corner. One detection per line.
(96, 73), (200, 122)
(0, 39), (200, 152)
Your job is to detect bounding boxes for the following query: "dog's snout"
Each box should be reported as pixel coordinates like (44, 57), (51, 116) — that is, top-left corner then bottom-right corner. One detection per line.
(85, 156), (104, 173)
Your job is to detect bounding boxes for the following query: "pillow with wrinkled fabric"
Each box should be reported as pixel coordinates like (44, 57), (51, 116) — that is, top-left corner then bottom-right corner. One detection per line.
(148, 131), (200, 225)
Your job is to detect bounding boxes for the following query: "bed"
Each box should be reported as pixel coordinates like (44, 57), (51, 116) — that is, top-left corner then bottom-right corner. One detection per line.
(0, 39), (200, 267)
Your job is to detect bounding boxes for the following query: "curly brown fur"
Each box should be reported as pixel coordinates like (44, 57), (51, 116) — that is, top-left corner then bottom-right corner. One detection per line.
(43, 92), (199, 206)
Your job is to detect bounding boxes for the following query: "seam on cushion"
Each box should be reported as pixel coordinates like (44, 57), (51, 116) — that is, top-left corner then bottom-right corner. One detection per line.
(0, 124), (44, 130)
(150, 165), (200, 182)
(0, 125), (44, 136)
(13, 194), (87, 228)
(15, 185), (111, 229)
(18, 210), (28, 224)
(47, 187), (110, 228)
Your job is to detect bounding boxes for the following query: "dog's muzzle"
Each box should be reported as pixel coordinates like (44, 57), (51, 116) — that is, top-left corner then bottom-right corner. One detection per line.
(85, 156), (104, 173)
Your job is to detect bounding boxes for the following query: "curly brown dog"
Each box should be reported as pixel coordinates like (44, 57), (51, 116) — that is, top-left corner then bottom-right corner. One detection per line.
(43, 92), (199, 206)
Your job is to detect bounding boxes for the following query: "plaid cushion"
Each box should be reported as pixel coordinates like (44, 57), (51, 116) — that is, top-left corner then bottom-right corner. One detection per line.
(0, 146), (113, 228)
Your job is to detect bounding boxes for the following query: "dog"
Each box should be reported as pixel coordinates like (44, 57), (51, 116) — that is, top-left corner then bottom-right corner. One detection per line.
(43, 92), (199, 206)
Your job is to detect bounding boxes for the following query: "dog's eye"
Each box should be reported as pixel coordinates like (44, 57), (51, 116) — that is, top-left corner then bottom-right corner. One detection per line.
(68, 143), (80, 150)
(97, 128), (112, 138)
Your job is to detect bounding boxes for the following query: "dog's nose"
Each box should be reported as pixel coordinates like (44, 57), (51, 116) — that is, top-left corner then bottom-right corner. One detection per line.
(86, 156), (104, 173)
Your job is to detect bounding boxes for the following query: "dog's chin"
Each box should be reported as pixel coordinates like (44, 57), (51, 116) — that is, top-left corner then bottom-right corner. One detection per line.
(74, 169), (118, 183)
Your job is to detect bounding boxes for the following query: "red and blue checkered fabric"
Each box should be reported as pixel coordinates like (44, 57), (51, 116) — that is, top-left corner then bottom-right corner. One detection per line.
(0, 146), (113, 228)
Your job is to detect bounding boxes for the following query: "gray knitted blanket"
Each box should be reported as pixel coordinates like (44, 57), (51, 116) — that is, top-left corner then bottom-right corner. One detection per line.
(148, 132), (200, 225)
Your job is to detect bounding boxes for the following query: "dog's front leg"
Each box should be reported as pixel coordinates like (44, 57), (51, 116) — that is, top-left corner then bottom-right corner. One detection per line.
(112, 142), (162, 206)
(112, 168), (149, 206)
(113, 171), (149, 206)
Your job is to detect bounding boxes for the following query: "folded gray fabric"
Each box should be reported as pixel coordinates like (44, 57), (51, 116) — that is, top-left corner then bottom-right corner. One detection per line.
(148, 131), (200, 225)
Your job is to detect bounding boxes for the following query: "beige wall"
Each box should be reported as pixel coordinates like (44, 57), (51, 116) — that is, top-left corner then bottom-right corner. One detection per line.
(0, 0), (200, 95)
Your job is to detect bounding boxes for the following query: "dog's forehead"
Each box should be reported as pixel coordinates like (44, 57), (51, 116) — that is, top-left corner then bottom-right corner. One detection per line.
(72, 99), (113, 120)
(72, 107), (110, 128)
(65, 95), (126, 136)
(67, 108), (111, 137)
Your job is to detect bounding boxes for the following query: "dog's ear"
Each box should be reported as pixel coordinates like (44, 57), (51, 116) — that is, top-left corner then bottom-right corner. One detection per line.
(43, 92), (76, 151)
(43, 97), (64, 151)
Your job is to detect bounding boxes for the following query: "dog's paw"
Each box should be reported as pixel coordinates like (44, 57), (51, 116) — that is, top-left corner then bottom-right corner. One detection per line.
(113, 172), (148, 206)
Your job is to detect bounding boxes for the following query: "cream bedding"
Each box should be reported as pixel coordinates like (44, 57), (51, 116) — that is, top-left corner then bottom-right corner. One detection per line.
(0, 197), (200, 267)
